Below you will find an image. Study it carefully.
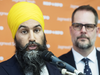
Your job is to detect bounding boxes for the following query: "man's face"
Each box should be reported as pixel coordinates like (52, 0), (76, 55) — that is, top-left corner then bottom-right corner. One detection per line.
(70, 10), (99, 49)
(15, 19), (44, 51)
(15, 19), (47, 75)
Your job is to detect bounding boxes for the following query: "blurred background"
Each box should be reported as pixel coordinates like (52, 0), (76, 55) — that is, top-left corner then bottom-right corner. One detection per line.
(0, 0), (100, 62)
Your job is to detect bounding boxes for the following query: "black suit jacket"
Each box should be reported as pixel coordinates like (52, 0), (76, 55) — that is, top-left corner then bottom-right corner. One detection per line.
(0, 55), (62, 75)
(59, 49), (100, 75)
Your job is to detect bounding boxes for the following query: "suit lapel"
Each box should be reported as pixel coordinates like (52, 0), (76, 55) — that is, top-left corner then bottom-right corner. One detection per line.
(96, 50), (100, 75)
(2, 55), (24, 75)
(66, 50), (76, 68)
(59, 50), (76, 69)
(46, 62), (61, 75)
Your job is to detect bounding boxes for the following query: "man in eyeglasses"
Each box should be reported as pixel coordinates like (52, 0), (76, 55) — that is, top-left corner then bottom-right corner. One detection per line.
(59, 5), (100, 75)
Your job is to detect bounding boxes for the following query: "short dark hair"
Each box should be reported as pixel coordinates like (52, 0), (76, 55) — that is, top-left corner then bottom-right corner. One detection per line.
(72, 5), (98, 25)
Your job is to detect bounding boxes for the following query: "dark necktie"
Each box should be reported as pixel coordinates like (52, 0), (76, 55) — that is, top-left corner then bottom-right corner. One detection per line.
(82, 58), (92, 75)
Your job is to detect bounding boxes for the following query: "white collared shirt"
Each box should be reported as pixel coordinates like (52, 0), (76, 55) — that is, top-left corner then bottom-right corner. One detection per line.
(72, 47), (99, 75)
(40, 65), (49, 75)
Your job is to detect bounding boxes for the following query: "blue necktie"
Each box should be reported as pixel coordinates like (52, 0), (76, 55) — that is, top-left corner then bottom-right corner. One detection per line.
(82, 58), (92, 75)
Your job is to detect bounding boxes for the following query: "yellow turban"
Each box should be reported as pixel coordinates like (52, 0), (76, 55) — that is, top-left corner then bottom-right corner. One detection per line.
(7, 2), (44, 39)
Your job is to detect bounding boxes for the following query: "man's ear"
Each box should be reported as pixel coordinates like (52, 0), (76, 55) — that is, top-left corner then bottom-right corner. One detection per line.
(96, 27), (100, 38)
(96, 27), (100, 33)
(69, 26), (72, 35)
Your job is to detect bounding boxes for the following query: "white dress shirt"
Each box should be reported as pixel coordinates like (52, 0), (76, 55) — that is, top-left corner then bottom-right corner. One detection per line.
(72, 47), (99, 75)
(40, 65), (49, 75)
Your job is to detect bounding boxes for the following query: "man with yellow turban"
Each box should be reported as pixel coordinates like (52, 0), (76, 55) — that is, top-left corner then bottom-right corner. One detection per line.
(0, 2), (62, 75)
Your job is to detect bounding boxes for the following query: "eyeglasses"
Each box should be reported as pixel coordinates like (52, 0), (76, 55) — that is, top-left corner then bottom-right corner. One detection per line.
(72, 23), (97, 31)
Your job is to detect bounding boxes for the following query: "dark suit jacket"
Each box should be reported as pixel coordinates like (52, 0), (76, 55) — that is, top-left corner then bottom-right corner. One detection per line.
(59, 49), (100, 75)
(0, 55), (62, 75)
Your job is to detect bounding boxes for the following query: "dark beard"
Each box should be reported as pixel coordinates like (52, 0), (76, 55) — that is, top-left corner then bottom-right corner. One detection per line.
(15, 34), (48, 75)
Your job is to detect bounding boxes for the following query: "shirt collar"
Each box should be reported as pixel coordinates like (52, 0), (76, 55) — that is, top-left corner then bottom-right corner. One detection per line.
(72, 47), (96, 64)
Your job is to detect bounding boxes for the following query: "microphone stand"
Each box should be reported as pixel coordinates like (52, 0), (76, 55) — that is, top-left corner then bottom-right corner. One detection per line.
(61, 68), (76, 75)
(61, 68), (85, 75)
(55, 61), (85, 75)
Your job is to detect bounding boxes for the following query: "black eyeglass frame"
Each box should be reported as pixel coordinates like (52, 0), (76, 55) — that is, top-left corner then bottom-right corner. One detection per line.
(72, 23), (97, 31)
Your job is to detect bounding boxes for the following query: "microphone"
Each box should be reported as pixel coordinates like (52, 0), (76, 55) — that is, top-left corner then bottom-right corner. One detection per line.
(39, 50), (85, 75)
